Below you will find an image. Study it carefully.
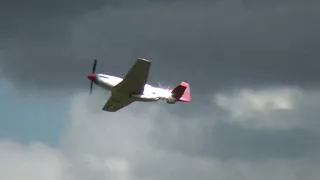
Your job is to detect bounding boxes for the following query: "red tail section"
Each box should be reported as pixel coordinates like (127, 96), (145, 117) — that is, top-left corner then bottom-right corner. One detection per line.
(171, 82), (191, 102)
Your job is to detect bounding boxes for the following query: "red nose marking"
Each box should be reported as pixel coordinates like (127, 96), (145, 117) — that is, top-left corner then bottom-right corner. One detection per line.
(87, 73), (96, 80)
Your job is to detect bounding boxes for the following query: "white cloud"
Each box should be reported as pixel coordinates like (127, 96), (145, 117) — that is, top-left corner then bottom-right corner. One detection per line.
(0, 140), (68, 180)
(213, 87), (305, 129)
(0, 89), (319, 180)
(214, 87), (302, 115)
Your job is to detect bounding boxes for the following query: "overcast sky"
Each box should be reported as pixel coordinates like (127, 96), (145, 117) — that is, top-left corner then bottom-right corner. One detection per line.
(0, 0), (320, 180)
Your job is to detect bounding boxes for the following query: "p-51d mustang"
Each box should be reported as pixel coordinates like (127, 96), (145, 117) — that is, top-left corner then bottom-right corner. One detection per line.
(87, 58), (191, 112)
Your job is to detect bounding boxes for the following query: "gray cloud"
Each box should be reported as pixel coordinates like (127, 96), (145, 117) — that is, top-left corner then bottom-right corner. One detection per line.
(146, 87), (320, 163)
(49, 92), (320, 179)
(150, 114), (320, 161)
(1, 0), (320, 93)
(1, 1), (320, 179)
(194, 123), (319, 161)
(1, 88), (320, 180)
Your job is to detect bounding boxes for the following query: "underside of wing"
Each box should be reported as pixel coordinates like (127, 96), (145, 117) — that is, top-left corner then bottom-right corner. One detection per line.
(114, 58), (151, 94)
(102, 95), (134, 112)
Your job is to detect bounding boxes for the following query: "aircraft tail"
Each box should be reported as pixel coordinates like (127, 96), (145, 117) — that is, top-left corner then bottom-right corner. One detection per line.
(171, 82), (191, 102)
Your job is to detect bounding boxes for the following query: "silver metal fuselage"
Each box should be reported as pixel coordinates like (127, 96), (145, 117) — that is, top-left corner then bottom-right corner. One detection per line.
(94, 74), (171, 102)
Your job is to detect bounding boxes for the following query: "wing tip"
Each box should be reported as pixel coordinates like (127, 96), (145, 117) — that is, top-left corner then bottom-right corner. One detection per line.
(137, 58), (151, 63)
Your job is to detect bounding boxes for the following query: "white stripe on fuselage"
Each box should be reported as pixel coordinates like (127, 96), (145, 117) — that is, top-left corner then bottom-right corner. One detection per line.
(96, 74), (172, 101)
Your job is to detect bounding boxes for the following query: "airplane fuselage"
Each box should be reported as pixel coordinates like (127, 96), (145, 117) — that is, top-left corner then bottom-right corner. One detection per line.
(93, 73), (172, 102)
(87, 58), (191, 112)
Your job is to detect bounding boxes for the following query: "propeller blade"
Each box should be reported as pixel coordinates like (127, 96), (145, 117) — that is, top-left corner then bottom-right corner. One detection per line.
(89, 59), (97, 94)
(90, 81), (93, 94)
(92, 59), (97, 73)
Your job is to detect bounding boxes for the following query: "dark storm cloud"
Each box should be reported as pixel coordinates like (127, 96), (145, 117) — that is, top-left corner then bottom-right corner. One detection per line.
(0, 0), (108, 39)
(1, 0), (320, 92)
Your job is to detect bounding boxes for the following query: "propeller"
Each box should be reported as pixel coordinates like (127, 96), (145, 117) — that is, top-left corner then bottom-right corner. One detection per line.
(89, 59), (97, 94)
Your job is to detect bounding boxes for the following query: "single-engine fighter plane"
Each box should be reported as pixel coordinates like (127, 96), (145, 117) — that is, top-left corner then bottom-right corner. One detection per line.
(87, 58), (191, 112)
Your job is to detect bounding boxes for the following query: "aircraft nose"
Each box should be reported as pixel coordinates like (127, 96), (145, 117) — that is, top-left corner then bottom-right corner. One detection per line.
(87, 73), (96, 80)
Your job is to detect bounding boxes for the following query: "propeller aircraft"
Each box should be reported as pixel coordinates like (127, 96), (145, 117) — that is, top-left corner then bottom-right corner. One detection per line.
(87, 58), (191, 112)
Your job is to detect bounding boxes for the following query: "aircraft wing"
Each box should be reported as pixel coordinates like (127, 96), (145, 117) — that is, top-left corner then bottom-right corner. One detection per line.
(114, 58), (151, 94)
(102, 95), (135, 112)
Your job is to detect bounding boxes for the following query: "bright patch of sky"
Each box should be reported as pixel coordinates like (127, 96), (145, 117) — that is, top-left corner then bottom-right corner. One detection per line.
(0, 79), (67, 147)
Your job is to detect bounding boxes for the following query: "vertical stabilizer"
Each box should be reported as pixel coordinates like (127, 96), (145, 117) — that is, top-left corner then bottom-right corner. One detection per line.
(171, 82), (191, 102)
